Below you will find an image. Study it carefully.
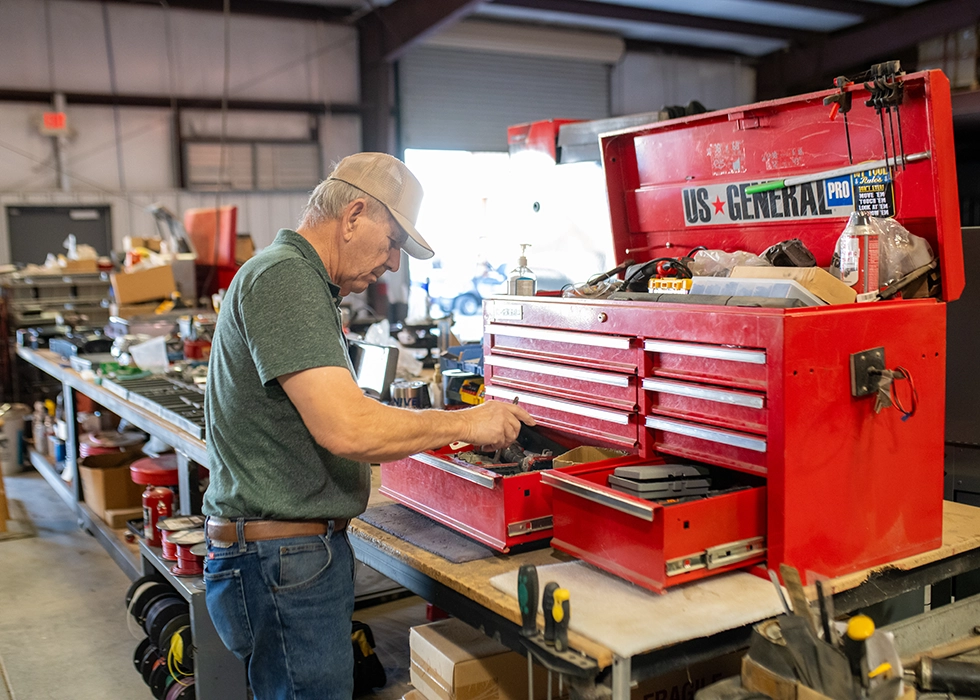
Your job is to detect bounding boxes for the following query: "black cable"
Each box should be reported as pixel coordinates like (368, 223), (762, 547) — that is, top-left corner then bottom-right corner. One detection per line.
(619, 258), (693, 291)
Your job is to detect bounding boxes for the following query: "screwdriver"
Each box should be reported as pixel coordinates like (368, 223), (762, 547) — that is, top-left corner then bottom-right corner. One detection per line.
(844, 614), (875, 686)
(542, 582), (560, 700)
(517, 564), (538, 700)
(553, 588), (570, 652)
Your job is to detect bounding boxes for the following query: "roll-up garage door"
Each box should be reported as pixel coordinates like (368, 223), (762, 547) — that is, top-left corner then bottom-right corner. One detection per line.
(399, 46), (610, 152)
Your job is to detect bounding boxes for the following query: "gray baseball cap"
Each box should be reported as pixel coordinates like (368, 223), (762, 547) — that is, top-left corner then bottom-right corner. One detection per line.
(327, 152), (434, 260)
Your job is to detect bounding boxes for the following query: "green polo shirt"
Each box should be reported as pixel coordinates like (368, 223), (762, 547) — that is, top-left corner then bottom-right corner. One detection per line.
(203, 229), (370, 520)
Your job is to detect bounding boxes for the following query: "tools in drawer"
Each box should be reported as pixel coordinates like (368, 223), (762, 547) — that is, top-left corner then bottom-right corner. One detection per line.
(606, 463), (711, 500)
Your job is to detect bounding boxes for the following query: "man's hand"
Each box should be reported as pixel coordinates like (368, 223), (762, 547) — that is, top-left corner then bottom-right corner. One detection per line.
(455, 401), (535, 449)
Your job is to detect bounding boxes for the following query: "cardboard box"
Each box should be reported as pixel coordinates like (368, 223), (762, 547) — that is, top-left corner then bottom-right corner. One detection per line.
(553, 446), (628, 469)
(123, 236), (162, 253)
(78, 450), (146, 523)
(103, 506), (143, 528)
(60, 258), (99, 274)
(236, 234), (255, 264)
(410, 619), (554, 700)
(633, 651), (742, 700)
(109, 302), (161, 318)
(730, 266), (856, 305)
(110, 264), (176, 305)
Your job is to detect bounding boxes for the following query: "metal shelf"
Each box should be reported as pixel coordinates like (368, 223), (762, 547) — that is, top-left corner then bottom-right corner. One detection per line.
(28, 448), (73, 510)
(16, 347), (207, 464)
(79, 502), (141, 580)
(139, 542), (248, 700)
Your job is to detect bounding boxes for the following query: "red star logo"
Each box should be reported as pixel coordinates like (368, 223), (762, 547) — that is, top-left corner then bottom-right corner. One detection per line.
(712, 196), (726, 215)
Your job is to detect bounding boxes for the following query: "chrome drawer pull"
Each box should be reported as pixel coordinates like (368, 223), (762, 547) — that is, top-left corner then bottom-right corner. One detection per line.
(644, 340), (765, 365)
(413, 452), (498, 489)
(485, 386), (630, 425)
(486, 356), (631, 388)
(642, 378), (764, 409)
(487, 324), (631, 350)
(645, 416), (767, 453)
(542, 471), (654, 521)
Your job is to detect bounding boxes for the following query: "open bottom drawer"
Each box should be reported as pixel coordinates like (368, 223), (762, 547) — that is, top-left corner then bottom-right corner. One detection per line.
(543, 462), (766, 593)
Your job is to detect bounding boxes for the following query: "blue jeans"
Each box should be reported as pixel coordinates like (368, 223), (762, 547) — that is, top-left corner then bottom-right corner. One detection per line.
(204, 519), (356, 700)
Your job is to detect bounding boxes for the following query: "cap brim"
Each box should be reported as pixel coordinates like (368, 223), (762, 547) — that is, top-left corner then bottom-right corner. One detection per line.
(389, 207), (434, 260)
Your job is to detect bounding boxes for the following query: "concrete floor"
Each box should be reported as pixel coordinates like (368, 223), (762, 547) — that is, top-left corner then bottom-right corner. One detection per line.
(0, 470), (424, 700)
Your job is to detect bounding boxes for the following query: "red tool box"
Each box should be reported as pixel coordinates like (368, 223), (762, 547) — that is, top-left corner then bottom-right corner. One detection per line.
(381, 70), (962, 574)
(504, 69), (962, 591)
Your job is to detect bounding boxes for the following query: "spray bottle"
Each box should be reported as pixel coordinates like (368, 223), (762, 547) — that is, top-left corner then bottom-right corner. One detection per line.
(507, 244), (536, 296)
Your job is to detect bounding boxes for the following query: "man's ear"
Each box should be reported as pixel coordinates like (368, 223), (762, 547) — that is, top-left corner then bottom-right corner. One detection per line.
(342, 198), (369, 242)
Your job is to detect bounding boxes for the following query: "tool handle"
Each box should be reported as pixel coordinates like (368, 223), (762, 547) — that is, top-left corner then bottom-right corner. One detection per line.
(553, 589), (570, 652)
(542, 582), (560, 645)
(517, 564), (539, 637)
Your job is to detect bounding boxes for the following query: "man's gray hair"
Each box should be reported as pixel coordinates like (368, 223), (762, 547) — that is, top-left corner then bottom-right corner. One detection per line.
(299, 177), (391, 229)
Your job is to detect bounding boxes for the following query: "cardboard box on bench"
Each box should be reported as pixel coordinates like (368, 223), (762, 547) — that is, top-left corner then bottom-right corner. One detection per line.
(78, 450), (145, 524)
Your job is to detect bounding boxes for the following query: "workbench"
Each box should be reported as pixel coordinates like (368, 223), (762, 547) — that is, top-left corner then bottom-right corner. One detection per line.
(17, 345), (980, 700)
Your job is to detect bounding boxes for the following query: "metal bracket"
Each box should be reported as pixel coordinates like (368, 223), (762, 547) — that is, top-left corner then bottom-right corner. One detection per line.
(849, 346), (886, 397)
(666, 536), (766, 577)
(520, 633), (599, 679)
(507, 516), (553, 537)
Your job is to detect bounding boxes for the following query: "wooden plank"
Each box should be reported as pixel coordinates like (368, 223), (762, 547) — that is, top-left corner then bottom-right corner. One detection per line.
(821, 501), (980, 596)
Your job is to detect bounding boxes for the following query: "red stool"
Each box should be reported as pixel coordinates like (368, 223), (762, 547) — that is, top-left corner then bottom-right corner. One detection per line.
(130, 455), (179, 547)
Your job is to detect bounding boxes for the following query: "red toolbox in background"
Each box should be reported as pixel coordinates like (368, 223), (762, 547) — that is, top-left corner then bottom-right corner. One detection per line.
(484, 69), (963, 591)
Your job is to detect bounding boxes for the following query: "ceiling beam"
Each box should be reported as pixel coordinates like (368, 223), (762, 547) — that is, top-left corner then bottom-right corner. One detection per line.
(757, 0), (980, 98)
(66, 0), (350, 23)
(357, 0), (483, 154)
(492, 0), (816, 41)
(623, 38), (757, 63)
(358, 0), (485, 62)
(757, 0), (895, 22)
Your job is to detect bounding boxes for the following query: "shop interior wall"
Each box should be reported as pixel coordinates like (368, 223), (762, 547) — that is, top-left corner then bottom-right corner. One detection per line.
(0, 0), (360, 264)
(611, 52), (756, 116)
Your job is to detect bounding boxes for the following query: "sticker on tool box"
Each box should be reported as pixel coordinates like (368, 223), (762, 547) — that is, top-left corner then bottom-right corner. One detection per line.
(682, 167), (894, 226)
(851, 167), (895, 217)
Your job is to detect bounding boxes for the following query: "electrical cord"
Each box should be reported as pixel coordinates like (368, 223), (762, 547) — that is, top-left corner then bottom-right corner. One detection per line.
(619, 257), (693, 291)
(891, 366), (918, 421)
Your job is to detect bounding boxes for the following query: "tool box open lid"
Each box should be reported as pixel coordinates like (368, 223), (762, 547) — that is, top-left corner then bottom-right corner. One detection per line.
(599, 69), (964, 302)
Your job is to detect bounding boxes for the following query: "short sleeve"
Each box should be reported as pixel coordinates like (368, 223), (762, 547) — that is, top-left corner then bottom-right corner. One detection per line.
(238, 259), (349, 386)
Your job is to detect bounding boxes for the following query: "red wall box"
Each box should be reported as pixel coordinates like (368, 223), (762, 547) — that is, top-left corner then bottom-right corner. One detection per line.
(495, 70), (962, 591)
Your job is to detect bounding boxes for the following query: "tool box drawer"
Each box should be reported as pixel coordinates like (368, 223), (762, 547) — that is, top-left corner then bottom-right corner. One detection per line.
(645, 416), (767, 475)
(642, 377), (767, 435)
(380, 447), (576, 552)
(644, 339), (768, 392)
(485, 355), (638, 412)
(486, 323), (639, 374)
(543, 463), (766, 593)
(485, 386), (639, 450)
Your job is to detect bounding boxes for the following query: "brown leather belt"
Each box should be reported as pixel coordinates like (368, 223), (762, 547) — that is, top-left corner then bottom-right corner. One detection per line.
(206, 518), (349, 543)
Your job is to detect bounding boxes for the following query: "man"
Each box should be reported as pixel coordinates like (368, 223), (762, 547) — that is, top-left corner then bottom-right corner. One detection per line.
(203, 152), (532, 700)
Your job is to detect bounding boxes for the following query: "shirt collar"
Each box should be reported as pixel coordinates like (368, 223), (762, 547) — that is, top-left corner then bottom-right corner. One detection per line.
(274, 229), (342, 302)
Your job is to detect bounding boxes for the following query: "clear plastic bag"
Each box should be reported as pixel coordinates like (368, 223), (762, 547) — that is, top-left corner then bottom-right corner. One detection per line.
(688, 249), (770, 277)
(562, 279), (621, 299)
(832, 213), (935, 287)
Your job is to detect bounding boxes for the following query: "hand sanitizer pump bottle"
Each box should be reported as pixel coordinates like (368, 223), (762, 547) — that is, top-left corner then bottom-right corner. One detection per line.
(507, 244), (536, 296)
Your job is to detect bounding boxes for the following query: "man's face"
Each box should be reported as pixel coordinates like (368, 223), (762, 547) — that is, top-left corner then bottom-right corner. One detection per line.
(339, 201), (406, 295)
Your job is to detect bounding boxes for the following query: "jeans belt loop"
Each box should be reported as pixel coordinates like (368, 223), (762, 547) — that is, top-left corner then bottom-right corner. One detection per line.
(235, 518), (247, 553)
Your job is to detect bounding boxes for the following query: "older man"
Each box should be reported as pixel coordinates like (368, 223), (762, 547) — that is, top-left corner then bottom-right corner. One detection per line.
(203, 153), (531, 700)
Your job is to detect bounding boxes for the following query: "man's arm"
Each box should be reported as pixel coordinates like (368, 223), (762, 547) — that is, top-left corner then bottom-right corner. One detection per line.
(280, 366), (534, 463)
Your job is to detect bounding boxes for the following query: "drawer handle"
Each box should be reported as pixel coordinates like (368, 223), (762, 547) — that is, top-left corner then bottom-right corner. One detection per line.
(485, 386), (630, 425)
(486, 356), (631, 388)
(642, 378), (764, 409)
(542, 471), (654, 521)
(413, 452), (498, 489)
(646, 416), (767, 453)
(487, 324), (631, 350)
(644, 340), (766, 365)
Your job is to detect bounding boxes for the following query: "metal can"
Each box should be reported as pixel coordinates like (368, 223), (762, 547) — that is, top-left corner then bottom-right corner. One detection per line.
(390, 380), (431, 409)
